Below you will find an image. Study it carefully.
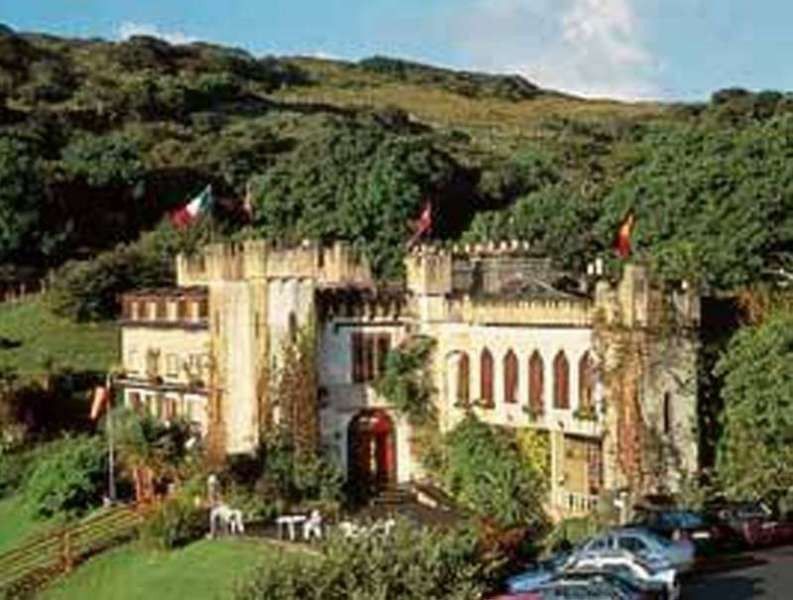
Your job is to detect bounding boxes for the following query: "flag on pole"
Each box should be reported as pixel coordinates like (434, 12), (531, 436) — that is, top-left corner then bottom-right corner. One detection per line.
(242, 181), (255, 222)
(170, 184), (213, 229)
(613, 211), (635, 259)
(90, 386), (110, 421)
(408, 200), (432, 247)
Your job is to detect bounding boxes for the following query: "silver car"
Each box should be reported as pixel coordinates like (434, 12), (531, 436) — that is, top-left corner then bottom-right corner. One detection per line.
(567, 549), (681, 599)
(579, 526), (696, 573)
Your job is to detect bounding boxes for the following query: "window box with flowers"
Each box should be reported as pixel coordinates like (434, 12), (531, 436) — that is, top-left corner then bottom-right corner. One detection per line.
(522, 405), (544, 422)
(573, 405), (598, 422)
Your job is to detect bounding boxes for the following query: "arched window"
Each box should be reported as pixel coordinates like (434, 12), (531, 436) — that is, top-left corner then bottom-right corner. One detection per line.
(480, 348), (494, 408)
(504, 350), (518, 404)
(457, 353), (470, 405)
(663, 392), (673, 435)
(578, 351), (595, 409)
(553, 351), (570, 409)
(288, 312), (298, 342)
(529, 351), (544, 414)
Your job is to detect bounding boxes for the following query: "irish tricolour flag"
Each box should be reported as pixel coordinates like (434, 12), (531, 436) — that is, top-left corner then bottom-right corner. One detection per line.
(170, 184), (213, 229)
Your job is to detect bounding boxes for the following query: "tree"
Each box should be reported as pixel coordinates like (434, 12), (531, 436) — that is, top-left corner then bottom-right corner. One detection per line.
(24, 435), (107, 518)
(0, 135), (44, 261)
(251, 120), (458, 278)
(715, 311), (793, 501)
(60, 132), (144, 188)
(596, 115), (793, 289)
(271, 323), (320, 458)
(463, 185), (599, 271)
(439, 415), (548, 530)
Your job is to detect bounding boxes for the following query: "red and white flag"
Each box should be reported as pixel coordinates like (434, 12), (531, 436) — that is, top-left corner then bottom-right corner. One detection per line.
(90, 386), (110, 421)
(170, 184), (213, 229)
(408, 201), (432, 246)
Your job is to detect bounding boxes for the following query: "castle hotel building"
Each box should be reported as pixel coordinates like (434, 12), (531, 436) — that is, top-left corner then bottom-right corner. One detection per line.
(117, 241), (700, 517)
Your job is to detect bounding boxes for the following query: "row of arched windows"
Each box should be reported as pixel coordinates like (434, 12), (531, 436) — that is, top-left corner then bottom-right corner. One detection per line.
(456, 349), (595, 412)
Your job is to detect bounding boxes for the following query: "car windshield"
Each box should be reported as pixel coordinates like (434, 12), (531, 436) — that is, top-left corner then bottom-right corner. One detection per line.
(661, 511), (704, 528)
(621, 528), (674, 548)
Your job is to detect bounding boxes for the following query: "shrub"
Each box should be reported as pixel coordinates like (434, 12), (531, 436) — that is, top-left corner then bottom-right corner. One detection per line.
(254, 429), (344, 508)
(24, 435), (107, 518)
(438, 415), (549, 530)
(236, 522), (497, 600)
(139, 493), (207, 550)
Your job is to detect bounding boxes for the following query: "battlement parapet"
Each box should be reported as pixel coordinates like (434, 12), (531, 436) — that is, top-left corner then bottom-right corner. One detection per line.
(449, 294), (594, 327)
(176, 240), (373, 287)
(409, 239), (533, 258)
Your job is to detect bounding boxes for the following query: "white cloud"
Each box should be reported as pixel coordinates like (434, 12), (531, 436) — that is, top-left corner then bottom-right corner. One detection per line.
(452, 0), (661, 100)
(116, 21), (196, 46)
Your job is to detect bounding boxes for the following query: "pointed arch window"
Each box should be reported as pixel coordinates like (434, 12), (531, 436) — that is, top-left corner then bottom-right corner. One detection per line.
(578, 351), (595, 409)
(663, 392), (673, 435)
(480, 348), (494, 408)
(457, 352), (470, 405)
(504, 350), (518, 404)
(529, 351), (544, 414)
(553, 351), (570, 409)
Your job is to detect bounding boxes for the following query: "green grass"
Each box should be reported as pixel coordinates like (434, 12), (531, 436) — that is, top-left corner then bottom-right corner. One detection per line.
(0, 496), (55, 555)
(41, 539), (284, 600)
(0, 299), (118, 377)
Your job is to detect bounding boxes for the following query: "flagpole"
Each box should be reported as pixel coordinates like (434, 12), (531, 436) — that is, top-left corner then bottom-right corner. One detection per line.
(107, 373), (116, 503)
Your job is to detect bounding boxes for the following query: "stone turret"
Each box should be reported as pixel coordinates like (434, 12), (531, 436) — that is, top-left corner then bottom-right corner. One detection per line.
(406, 245), (453, 296)
(176, 241), (373, 287)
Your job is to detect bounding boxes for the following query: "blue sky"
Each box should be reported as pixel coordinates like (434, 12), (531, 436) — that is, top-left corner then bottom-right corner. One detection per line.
(2, 0), (792, 101)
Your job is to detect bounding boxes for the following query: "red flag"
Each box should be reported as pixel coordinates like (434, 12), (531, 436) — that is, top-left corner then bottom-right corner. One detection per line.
(90, 386), (110, 421)
(408, 201), (432, 246)
(614, 211), (635, 259)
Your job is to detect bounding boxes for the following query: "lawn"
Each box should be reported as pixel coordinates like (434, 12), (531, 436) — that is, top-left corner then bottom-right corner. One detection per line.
(0, 299), (118, 378)
(0, 496), (56, 555)
(41, 539), (289, 600)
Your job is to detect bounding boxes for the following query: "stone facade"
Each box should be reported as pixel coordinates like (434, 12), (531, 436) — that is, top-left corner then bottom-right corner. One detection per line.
(117, 240), (700, 517)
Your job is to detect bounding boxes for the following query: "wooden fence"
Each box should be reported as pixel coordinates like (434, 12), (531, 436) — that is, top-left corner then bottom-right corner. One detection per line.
(0, 505), (142, 597)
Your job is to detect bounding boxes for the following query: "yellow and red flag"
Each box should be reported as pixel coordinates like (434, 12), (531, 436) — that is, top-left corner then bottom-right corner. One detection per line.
(613, 211), (635, 259)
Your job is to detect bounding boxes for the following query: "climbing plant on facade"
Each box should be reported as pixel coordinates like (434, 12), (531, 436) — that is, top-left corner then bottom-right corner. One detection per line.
(271, 322), (320, 458)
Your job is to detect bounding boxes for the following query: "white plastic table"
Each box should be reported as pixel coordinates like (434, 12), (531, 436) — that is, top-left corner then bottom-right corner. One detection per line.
(276, 515), (307, 541)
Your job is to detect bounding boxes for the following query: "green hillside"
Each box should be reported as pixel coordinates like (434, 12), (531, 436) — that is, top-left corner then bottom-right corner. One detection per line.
(0, 25), (791, 288)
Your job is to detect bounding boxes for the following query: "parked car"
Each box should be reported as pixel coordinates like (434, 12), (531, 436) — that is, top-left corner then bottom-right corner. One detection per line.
(707, 501), (793, 548)
(631, 509), (739, 556)
(505, 553), (571, 593)
(566, 550), (679, 599)
(536, 572), (646, 599)
(549, 569), (668, 600)
(579, 527), (695, 573)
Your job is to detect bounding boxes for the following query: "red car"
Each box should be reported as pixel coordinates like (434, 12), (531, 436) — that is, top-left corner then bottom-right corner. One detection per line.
(713, 503), (793, 548)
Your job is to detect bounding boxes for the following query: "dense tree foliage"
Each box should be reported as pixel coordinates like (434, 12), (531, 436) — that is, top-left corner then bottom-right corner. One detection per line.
(715, 312), (793, 501)
(0, 134), (45, 261)
(24, 435), (107, 518)
(2, 26), (793, 326)
(236, 522), (495, 600)
(438, 415), (548, 530)
(595, 115), (793, 288)
(251, 118), (459, 276)
(47, 221), (213, 321)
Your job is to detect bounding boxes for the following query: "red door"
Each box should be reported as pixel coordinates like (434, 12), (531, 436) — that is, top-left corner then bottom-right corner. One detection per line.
(348, 410), (396, 495)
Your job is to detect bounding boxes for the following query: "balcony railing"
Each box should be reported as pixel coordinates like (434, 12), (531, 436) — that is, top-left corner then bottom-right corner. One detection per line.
(555, 490), (599, 516)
